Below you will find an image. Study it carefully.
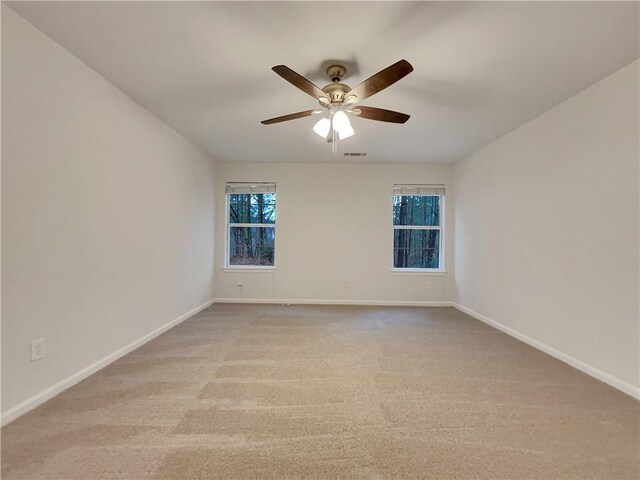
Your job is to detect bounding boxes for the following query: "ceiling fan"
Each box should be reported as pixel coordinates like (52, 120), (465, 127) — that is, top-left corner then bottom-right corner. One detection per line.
(261, 60), (413, 144)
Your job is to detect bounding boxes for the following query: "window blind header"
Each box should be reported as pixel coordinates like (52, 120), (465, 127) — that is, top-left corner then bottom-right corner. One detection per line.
(393, 184), (445, 196)
(226, 182), (276, 194)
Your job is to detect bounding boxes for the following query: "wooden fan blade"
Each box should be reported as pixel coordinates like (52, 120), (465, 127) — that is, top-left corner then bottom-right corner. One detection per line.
(346, 59), (413, 102)
(261, 109), (319, 125)
(272, 65), (329, 101)
(352, 106), (410, 124)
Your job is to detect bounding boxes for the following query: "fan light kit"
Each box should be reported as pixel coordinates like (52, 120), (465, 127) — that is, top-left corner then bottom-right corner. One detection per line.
(262, 60), (414, 153)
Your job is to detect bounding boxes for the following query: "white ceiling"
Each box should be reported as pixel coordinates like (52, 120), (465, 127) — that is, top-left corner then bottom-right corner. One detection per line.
(8, 1), (639, 164)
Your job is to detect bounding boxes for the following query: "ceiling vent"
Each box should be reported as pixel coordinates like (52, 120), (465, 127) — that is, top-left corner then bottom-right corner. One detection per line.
(343, 152), (368, 157)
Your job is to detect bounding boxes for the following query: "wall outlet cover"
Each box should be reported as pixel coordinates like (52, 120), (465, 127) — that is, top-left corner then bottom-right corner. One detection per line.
(31, 338), (45, 362)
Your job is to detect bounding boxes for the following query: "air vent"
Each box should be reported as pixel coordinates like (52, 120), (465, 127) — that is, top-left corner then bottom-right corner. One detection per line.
(343, 152), (368, 157)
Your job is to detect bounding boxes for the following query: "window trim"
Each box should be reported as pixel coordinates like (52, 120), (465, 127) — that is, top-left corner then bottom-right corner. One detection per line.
(225, 192), (277, 269)
(391, 191), (445, 273)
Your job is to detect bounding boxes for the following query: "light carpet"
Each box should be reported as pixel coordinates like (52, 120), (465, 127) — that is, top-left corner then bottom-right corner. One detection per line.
(2, 304), (638, 479)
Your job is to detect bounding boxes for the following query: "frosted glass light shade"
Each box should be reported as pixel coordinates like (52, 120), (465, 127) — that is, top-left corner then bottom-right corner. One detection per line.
(332, 110), (351, 133)
(338, 123), (354, 140)
(312, 117), (331, 138)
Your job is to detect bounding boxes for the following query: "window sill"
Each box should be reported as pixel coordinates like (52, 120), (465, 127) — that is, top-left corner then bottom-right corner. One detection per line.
(222, 267), (277, 273)
(391, 269), (447, 276)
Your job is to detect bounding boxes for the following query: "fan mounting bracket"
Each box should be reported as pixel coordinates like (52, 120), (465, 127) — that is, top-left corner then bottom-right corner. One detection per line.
(326, 64), (346, 82)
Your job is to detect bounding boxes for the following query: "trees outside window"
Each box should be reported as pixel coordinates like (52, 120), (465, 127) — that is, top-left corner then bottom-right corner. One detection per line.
(393, 186), (444, 270)
(226, 184), (275, 267)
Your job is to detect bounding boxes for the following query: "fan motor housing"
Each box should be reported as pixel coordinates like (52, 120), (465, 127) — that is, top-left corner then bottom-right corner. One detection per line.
(322, 82), (351, 104)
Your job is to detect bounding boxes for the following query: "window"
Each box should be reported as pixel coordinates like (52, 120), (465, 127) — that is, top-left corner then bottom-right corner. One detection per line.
(392, 185), (444, 271)
(226, 183), (276, 268)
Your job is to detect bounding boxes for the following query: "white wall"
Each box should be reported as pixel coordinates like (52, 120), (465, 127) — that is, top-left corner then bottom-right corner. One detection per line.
(214, 162), (454, 304)
(453, 60), (640, 394)
(1, 6), (216, 420)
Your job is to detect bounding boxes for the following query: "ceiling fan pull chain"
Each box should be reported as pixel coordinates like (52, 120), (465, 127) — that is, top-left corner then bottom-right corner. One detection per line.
(332, 129), (337, 156)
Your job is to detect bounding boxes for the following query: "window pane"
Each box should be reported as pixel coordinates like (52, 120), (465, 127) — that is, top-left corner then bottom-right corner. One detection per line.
(393, 195), (440, 226)
(229, 227), (275, 266)
(229, 193), (276, 224)
(393, 229), (440, 269)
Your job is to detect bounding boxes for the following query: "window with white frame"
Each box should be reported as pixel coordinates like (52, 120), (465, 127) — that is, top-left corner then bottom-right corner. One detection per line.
(392, 185), (444, 270)
(226, 183), (276, 267)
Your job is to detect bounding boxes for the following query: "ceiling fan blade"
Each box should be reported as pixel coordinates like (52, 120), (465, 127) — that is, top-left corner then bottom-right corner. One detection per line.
(346, 59), (413, 102)
(261, 109), (320, 125)
(272, 65), (329, 102)
(352, 106), (410, 124)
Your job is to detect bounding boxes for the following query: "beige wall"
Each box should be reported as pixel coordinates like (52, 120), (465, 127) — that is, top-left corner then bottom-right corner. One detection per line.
(453, 60), (640, 393)
(214, 162), (454, 304)
(1, 6), (216, 418)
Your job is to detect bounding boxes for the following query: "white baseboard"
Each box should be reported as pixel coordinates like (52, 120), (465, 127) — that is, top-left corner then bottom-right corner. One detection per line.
(213, 297), (452, 307)
(1, 299), (215, 426)
(452, 303), (640, 400)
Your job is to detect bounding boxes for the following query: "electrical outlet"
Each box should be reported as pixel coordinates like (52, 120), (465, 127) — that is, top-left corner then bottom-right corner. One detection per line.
(31, 338), (45, 362)
(425, 281), (432, 289)
(343, 281), (349, 288)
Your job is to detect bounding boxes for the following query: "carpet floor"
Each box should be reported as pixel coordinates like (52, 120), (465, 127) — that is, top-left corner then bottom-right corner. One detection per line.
(2, 304), (638, 479)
